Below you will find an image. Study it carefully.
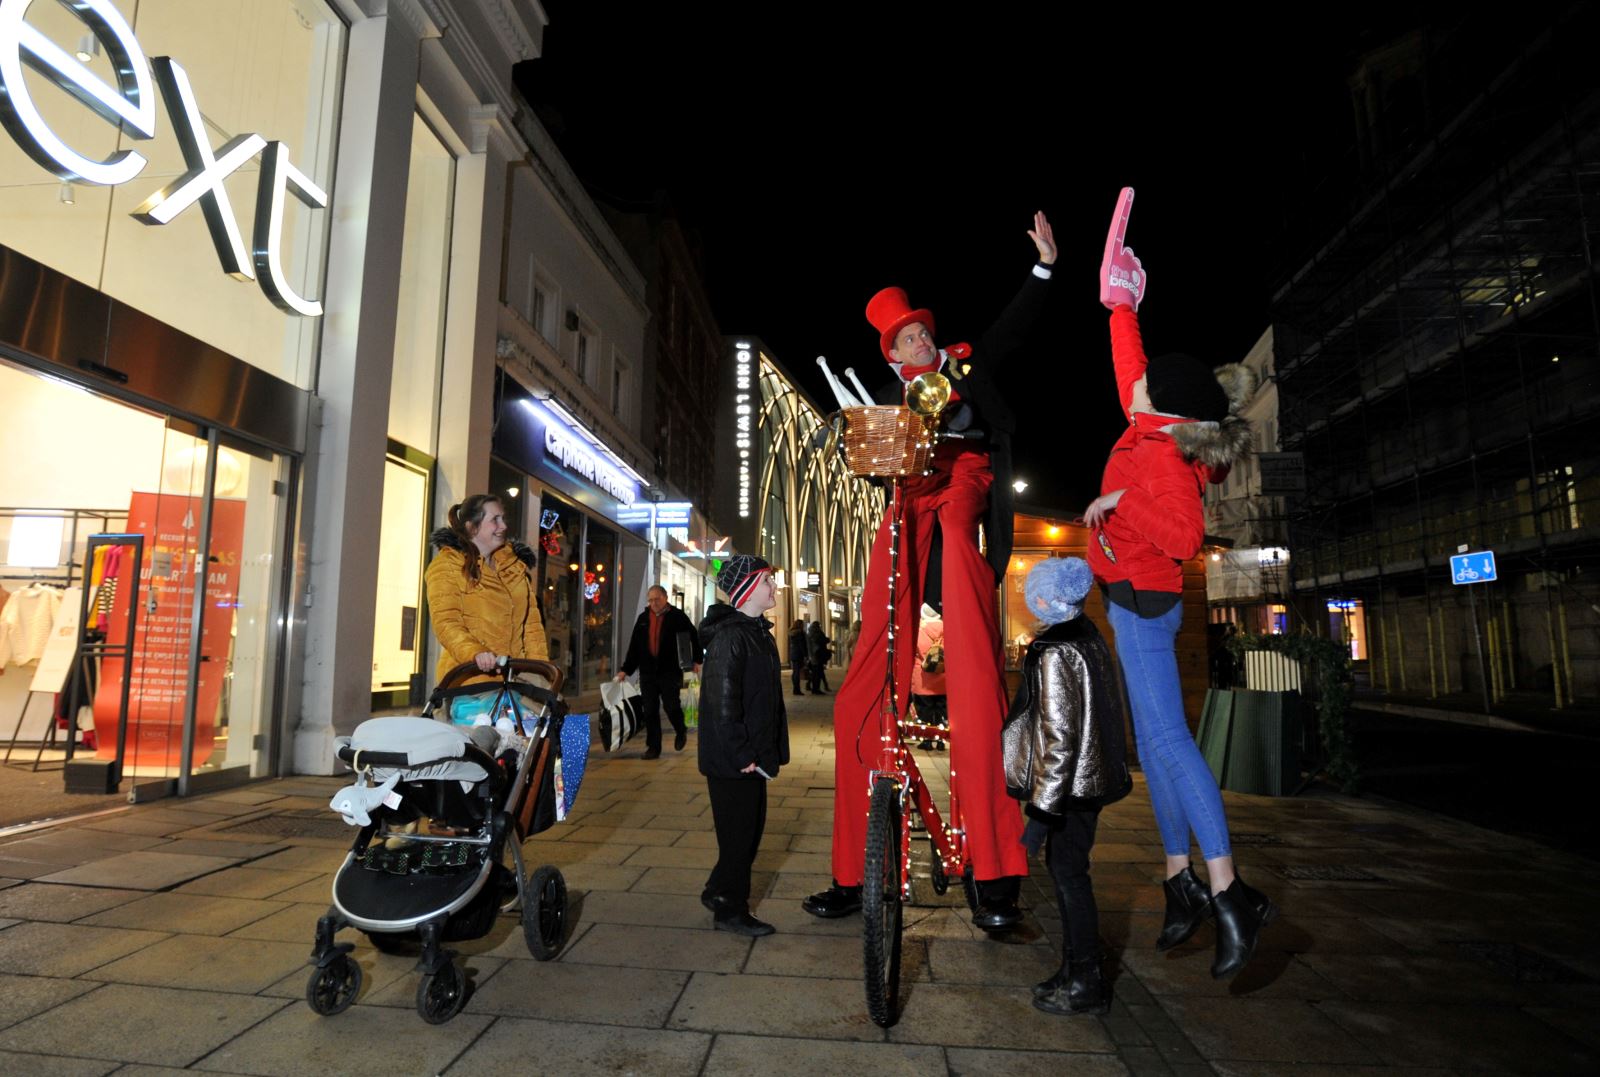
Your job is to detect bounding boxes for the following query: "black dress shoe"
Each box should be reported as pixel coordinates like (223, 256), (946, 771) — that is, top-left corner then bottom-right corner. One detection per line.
(1211, 877), (1277, 980)
(674, 729), (687, 752)
(972, 896), (1024, 931)
(700, 889), (723, 913)
(801, 884), (862, 918)
(1035, 959), (1111, 1015)
(1156, 866), (1213, 951)
(715, 911), (775, 936)
(642, 747), (661, 760)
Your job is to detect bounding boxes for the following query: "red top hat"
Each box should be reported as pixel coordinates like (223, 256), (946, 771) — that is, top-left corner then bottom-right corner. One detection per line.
(866, 287), (935, 361)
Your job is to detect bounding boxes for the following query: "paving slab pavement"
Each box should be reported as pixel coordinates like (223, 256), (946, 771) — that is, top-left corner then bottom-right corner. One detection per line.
(0, 691), (1596, 1074)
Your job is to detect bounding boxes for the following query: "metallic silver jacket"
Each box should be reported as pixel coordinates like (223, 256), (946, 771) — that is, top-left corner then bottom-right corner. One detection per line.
(1003, 618), (1133, 815)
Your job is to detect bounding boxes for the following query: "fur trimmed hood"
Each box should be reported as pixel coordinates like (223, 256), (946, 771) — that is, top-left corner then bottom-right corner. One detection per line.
(1167, 362), (1257, 470)
(429, 527), (537, 568)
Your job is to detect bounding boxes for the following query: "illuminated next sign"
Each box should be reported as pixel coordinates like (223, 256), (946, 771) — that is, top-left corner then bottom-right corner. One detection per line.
(0, 0), (328, 316)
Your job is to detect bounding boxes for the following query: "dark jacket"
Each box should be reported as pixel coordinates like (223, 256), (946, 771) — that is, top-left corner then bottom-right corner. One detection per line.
(805, 622), (830, 665)
(787, 625), (808, 668)
(697, 603), (790, 780)
(620, 604), (701, 682)
(1002, 617), (1132, 816)
(872, 267), (1054, 583)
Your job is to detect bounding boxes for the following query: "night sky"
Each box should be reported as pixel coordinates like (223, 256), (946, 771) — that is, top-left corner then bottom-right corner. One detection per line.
(516, 4), (1438, 510)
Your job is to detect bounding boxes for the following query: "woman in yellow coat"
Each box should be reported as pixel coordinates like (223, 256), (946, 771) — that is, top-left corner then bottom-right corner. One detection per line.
(426, 494), (548, 685)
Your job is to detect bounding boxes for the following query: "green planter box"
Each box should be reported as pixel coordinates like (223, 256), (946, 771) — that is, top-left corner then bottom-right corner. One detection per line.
(1196, 688), (1303, 796)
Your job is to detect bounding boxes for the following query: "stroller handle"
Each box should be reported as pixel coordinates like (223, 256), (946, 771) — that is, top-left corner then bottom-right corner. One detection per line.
(437, 656), (564, 695)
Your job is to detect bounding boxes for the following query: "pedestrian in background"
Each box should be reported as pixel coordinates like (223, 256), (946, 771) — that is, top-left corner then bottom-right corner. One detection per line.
(787, 618), (809, 696)
(1003, 556), (1132, 1016)
(698, 555), (789, 937)
(617, 586), (702, 759)
(805, 621), (832, 693)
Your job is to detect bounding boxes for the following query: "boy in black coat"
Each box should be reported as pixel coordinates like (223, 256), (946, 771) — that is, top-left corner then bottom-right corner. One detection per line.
(697, 555), (790, 936)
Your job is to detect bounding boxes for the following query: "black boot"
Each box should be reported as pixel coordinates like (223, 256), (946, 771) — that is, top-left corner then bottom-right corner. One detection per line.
(1032, 958), (1070, 1000)
(1211, 877), (1277, 980)
(1156, 866), (1212, 951)
(1034, 958), (1111, 1015)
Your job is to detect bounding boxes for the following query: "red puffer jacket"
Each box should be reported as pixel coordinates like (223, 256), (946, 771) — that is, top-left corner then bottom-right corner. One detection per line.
(1086, 308), (1251, 594)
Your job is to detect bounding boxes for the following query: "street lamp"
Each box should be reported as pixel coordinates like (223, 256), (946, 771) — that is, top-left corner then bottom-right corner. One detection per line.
(1013, 479), (1028, 494)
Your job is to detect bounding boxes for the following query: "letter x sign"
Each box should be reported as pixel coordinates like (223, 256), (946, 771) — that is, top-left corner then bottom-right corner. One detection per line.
(0, 0), (328, 316)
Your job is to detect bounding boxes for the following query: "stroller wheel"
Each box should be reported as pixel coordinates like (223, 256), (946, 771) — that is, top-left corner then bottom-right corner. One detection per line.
(416, 961), (467, 1024)
(523, 864), (568, 961)
(305, 954), (362, 1016)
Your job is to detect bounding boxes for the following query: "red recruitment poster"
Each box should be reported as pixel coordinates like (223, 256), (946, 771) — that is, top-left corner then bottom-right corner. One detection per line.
(94, 495), (245, 769)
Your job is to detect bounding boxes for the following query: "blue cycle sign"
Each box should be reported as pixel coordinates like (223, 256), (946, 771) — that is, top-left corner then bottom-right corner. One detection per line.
(1449, 551), (1497, 585)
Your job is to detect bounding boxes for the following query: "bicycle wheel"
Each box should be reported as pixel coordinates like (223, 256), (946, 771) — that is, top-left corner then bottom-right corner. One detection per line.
(862, 776), (904, 1028)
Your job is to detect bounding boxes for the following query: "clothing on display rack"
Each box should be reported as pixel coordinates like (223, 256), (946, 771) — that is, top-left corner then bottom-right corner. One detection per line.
(89, 545), (125, 632)
(0, 582), (63, 669)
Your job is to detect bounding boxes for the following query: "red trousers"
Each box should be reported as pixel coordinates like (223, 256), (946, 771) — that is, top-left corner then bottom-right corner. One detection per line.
(829, 445), (1027, 885)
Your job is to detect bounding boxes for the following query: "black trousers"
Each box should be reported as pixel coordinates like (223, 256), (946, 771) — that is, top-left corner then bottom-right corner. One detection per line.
(639, 674), (685, 751)
(1045, 808), (1102, 963)
(791, 661), (805, 694)
(705, 776), (768, 914)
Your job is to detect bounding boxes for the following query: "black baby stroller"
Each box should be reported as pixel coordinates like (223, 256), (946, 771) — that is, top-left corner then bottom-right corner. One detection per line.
(306, 658), (573, 1024)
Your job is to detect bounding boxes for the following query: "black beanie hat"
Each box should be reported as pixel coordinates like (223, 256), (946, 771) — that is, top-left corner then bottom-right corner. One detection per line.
(1145, 353), (1228, 422)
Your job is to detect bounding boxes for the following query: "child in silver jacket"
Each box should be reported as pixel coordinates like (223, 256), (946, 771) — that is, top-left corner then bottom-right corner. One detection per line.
(1003, 556), (1132, 1015)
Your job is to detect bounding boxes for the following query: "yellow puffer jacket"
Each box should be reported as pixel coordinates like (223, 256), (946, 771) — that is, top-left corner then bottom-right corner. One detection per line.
(425, 530), (548, 685)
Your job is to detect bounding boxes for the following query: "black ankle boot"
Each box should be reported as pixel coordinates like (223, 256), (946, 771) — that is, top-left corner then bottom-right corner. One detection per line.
(1032, 958), (1069, 1000)
(1211, 877), (1276, 980)
(1156, 866), (1212, 951)
(1033, 958), (1111, 1015)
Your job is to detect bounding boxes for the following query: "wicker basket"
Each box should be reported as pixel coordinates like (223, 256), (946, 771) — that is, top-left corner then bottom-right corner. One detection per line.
(837, 406), (935, 477)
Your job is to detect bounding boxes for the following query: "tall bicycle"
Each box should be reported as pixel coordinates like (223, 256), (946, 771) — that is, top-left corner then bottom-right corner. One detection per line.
(832, 373), (974, 1029)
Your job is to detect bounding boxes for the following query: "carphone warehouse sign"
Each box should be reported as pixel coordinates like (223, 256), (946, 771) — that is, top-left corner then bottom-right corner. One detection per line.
(0, 0), (329, 316)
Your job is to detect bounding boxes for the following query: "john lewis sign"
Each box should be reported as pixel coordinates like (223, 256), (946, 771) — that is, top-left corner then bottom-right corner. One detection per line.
(0, 0), (328, 316)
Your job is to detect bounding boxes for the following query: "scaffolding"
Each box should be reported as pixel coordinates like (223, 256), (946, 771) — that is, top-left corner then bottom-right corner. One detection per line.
(1272, 12), (1600, 710)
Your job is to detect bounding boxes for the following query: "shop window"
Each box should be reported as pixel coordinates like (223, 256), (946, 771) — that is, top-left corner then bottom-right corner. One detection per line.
(534, 493), (583, 690)
(388, 113), (455, 454)
(373, 444), (432, 703)
(582, 523), (617, 688)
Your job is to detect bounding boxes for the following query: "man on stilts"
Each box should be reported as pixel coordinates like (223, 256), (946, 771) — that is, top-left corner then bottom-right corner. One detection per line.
(804, 212), (1057, 929)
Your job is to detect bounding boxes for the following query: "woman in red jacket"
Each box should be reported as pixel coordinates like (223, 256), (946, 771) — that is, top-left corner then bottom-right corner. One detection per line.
(1085, 189), (1275, 981)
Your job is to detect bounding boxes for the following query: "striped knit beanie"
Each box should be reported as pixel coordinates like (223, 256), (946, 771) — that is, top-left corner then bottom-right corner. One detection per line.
(717, 554), (771, 608)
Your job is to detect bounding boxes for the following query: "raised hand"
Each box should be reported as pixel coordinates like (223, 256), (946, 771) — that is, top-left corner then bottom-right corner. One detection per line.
(1099, 187), (1146, 311)
(1027, 210), (1057, 265)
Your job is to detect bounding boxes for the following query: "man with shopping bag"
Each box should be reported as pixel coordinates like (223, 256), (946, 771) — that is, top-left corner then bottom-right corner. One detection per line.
(616, 585), (703, 759)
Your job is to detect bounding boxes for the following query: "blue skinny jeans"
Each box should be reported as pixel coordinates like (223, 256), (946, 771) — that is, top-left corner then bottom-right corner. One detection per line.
(1106, 601), (1232, 861)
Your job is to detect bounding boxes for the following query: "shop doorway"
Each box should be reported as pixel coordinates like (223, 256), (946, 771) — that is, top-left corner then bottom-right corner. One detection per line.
(0, 361), (294, 822)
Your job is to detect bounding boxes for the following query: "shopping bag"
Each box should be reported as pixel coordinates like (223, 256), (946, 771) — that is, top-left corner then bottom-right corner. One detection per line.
(679, 676), (700, 729)
(556, 712), (591, 819)
(597, 680), (642, 752)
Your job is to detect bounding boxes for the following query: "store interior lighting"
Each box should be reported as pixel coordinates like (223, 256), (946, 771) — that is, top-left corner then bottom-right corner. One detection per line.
(6, 516), (64, 567)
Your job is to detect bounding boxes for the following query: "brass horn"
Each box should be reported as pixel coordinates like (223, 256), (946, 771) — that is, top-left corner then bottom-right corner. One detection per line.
(905, 371), (951, 417)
